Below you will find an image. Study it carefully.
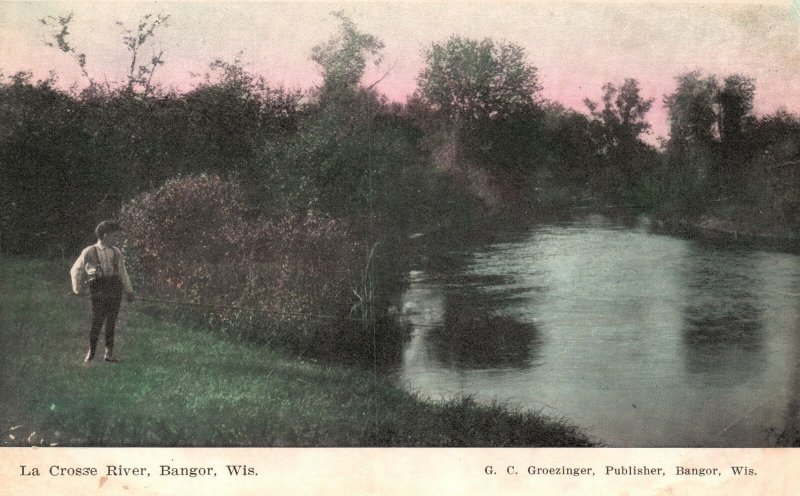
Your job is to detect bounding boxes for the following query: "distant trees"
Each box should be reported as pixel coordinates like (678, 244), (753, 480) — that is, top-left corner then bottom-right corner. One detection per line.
(5, 8), (797, 256)
(583, 79), (656, 194)
(584, 78), (659, 205)
(663, 72), (719, 147)
(0, 10), (480, 258)
(716, 74), (756, 148)
(662, 71), (757, 195)
(744, 109), (800, 227)
(585, 79), (653, 152)
(659, 71), (799, 230)
(183, 57), (301, 181)
(750, 109), (800, 159)
(266, 12), (392, 217)
(0, 12), (306, 255)
(413, 39), (662, 207)
(664, 71), (755, 150)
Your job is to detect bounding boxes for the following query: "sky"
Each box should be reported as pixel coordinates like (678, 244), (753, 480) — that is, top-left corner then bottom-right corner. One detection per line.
(1, 1), (799, 141)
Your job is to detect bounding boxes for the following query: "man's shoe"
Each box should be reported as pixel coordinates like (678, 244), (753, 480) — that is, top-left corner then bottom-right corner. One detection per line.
(84, 350), (95, 363)
(103, 351), (121, 363)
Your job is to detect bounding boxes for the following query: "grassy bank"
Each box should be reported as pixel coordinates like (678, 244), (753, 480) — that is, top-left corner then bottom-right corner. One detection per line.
(0, 257), (596, 447)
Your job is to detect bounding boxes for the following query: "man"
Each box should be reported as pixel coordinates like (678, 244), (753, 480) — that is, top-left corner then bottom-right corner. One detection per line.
(70, 220), (135, 363)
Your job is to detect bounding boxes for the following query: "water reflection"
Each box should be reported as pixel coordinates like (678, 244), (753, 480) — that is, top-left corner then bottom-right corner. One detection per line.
(784, 315), (800, 444)
(400, 273), (541, 370)
(680, 249), (766, 382)
(391, 219), (800, 446)
(781, 311), (800, 444)
(775, 256), (800, 444)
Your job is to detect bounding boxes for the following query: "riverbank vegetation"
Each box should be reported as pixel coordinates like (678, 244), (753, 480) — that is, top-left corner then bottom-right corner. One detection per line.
(656, 71), (800, 239)
(3, 10), (798, 354)
(0, 258), (595, 447)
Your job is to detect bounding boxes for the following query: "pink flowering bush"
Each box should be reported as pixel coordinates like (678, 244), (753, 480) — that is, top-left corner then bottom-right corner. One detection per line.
(121, 176), (368, 355)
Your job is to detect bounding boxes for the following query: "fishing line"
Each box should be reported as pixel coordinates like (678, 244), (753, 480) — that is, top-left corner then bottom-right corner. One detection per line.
(70, 291), (380, 323)
(72, 292), (521, 330)
(133, 296), (377, 323)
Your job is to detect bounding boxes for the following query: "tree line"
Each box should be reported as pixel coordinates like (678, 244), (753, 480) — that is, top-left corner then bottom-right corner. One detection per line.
(2, 11), (798, 258)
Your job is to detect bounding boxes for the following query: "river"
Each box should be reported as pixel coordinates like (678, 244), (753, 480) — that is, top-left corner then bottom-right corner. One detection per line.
(388, 215), (800, 446)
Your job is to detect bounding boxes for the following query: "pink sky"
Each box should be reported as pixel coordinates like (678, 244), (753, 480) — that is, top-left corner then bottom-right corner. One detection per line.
(2, 1), (799, 142)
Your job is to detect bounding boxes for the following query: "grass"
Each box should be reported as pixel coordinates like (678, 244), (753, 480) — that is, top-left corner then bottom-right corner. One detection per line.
(0, 257), (596, 447)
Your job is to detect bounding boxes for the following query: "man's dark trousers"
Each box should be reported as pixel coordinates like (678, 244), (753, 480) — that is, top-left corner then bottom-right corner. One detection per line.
(88, 276), (123, 358)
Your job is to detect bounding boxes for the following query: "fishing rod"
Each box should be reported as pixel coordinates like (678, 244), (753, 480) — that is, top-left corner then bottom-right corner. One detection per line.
(69, 291), (377, 323)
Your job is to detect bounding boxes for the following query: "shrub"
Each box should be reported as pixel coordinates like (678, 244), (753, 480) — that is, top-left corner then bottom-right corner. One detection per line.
(120, 176), (373, 358)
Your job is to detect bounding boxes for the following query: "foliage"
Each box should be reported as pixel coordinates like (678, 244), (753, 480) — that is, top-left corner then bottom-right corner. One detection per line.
(581, 79), (657, 198)
(663, 71), (720, 147)
(40, 13), (93, 87)
(7, 8), (796, 270)
(116, 13), (170, 96)
(412, 36), (545, 205)
(585, 78), (653, 151)
(663, 71), (755, 153)
(311, 11), (384, 97)
(266, 89), (425, 219)
(120, 176), (376, 358)
(717, 74), (756, 147)
(535, 103), (603, 185)
(417, 36), (541, 123)
(744, 110), (800, 230)
(41, 11), (170, 97)
(182, 57), (302, 178)
(0, 71), (96, 255)
(659, 74), (799, 232)
(661, 71), (758, 199)
(0, 58), (302, 255)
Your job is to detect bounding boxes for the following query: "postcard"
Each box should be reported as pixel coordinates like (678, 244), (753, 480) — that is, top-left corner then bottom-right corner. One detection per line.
(1, 0), (798, 494)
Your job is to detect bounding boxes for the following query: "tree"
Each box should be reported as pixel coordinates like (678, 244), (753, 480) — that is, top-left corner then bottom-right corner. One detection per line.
(0, 71), (95, 254)
(182, 56), (301, 178)
(413, 35), (544, 188)
(717, 74), (755, 147)
(663, 71), (755, 149)
(751, 109), (800, 156)
(416, 36), (541, 123)
(116, 13), (170, 96)
(40, 13), (93, 87)
(585, 78), (653, 151)
(663, 71), (718, 147)
(310, 11), (384, 97)
(663, 71), (757, 195)
(583, 79), (654, 188)
(537, 103), (603, 185)
(263, 14), (415, 221)
(41, 11), (169, 96)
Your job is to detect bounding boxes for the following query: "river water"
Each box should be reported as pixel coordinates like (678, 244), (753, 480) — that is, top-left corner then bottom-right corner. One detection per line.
(389, 215), (800, 446)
